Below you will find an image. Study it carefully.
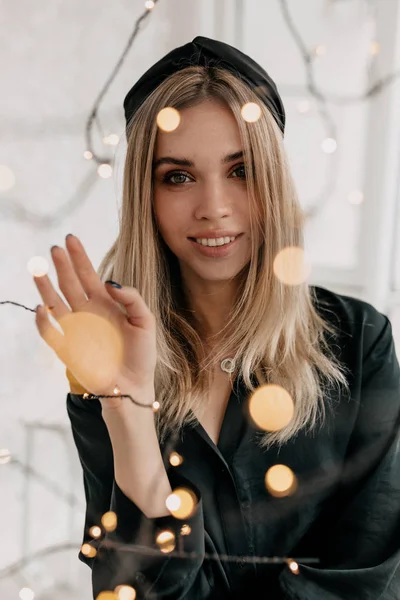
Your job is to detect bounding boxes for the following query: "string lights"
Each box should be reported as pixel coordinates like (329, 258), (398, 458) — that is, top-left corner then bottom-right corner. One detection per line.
(1, 0), (397, 598)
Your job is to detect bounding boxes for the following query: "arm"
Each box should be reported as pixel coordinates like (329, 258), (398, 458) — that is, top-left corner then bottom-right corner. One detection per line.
(279, 314), (400, 600)
(66, 393), (217, 599)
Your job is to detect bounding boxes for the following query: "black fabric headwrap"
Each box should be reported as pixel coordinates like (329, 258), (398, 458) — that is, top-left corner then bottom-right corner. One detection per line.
(123, 36), (285, 138)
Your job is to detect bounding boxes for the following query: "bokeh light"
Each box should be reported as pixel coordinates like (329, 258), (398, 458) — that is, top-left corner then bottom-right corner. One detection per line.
(248, 384), (294, 431)
(156, 529), (176, 553)
(166, 487), (197, 519)
(98, 163), (113, 178)
(27, 256), (49, 277)
(101, 511), (118, 532)
(114, 584), (137, 599)
(273, 247), (312, 286)
(169, 451), (183, 466)
(241, 102), (262, 122)
(265, 464), (298, 497)
(156, 107), (180, 132)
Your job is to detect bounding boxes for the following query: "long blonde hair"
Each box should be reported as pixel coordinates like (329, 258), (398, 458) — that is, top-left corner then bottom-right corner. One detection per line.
(98, 64), (350, 450)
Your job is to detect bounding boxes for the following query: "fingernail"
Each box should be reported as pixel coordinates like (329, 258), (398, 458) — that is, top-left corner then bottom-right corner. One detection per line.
(66, 233), (74, 239)
(105, 280), (122, 289)
(51, 245), (59, 251)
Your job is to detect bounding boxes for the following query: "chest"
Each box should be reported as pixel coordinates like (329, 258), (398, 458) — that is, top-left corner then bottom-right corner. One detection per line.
(196, 368), (234, 446)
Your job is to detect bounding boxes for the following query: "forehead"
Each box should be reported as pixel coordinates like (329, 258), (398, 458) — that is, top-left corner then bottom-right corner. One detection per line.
(154, 100), (242, 155)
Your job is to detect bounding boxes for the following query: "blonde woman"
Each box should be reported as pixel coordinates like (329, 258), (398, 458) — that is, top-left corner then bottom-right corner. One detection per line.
(33, 37), (400, 600)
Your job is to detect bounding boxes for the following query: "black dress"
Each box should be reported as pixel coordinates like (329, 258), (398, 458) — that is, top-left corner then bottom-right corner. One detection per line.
(66, 285), (400, 599)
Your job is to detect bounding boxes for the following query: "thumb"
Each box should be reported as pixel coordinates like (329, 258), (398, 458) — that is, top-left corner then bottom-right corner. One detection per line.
(104, 280), (154, 329)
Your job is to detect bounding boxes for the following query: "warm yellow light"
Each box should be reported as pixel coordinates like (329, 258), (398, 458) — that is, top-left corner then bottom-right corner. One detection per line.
(180, 524), (191, 535)
(152, 400), (160, 412)
(156, 107), (180, 132)
(52, 312), (124, 396)
(81, 543), (97, 558)
(169, 452), (183, 466)
(27, 256), (49, 277)
(101, 511), (118, 532)
(273, 247), (312, 286)
(166, 487), (197, 519)
(156, 529), (176, 553)
(241, 102), (262, 123)
(84, 150), (93, 160)
(0, 165), (16, 191)
(98, 164), (113, 178)
(265, 464), (297, 497)
(248, 384), (294, 431)
(114, 584), (137, 600)
(96, 593), (119, 600)
(89, 526), (102, 538)
(145, 0), (155, 9)
(288, 559), (299, 574)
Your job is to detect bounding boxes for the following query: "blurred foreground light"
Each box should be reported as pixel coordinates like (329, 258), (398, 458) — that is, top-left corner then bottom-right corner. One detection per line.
(241, 102), (262, 122)
(157, 107), (180, 132)
(98, 164), (113, 178)
(166, 487), (198, 519)
(265, 464), (298, 497)
(27, 257), (49, 277)
(248, 384), (294, 431)
(273, 247), (312, 286)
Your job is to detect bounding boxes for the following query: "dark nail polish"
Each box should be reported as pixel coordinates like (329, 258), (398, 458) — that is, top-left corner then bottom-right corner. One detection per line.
(105, 280), (122, 289)
(66, 233), (74, 239)
(51, 245), (59, 251)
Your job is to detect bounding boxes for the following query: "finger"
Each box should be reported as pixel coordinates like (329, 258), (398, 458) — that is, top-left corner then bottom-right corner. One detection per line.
(51, 245), (88, 311)
(104, 283), (155, 330)
(35, 305), (67, 361)
(65, 235), (107, 299)
(33, 273), (70, 322)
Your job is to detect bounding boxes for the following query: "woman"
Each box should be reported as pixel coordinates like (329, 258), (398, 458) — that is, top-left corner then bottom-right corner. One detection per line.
(33, 37), (400, 599)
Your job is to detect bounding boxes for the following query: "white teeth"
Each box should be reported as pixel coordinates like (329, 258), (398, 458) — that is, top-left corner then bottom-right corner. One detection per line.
(195, 236), (236, 247)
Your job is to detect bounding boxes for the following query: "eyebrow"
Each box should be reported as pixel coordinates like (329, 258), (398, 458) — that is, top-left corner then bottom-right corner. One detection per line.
(152, 150), (244, 171)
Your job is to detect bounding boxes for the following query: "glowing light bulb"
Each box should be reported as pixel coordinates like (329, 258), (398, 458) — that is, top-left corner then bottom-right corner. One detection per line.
(114, 585), (137, 600)
(19, 588), (35, 600)
(265, 464), (298, 497)
(101, 511), (118, 531)
(84, 150), (93, 160)
(27, 256), (49, 277)
(156, 530), (176, 553)
(98, 164), (113, 178)
(145, 0), (155, 9)
(241, 102), (262, 122)
(248, 384), (294, 431)
(169, 452), (183, 466)
(273, 247), (312, 286)
(156, 107), (180, 132)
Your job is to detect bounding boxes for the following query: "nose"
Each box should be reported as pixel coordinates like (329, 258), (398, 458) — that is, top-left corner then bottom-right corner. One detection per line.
(194, 178), (233, 220)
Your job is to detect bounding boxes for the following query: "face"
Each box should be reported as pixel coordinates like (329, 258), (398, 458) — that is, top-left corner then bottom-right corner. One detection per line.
(152, 99), (253, 293)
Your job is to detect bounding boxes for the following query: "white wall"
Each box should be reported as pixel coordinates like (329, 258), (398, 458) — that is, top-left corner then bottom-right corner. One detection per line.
(1, 1), (399, 598)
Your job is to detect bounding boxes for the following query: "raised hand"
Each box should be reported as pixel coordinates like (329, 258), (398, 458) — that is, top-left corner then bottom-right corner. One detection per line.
(33, 235), (157, 410)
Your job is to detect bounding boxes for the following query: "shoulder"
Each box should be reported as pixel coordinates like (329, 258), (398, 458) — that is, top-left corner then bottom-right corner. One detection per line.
(310, 284), (392, 360)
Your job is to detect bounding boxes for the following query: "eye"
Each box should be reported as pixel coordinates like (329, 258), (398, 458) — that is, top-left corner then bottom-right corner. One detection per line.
(231, 164), (247, 179)
(162, 171), (191, 185)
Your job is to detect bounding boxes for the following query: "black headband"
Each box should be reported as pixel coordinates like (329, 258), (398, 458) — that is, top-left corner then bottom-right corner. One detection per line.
(123, 36), (285, 137)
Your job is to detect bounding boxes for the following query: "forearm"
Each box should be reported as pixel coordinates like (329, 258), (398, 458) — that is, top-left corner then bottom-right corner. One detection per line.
(101, 388), (172, 519)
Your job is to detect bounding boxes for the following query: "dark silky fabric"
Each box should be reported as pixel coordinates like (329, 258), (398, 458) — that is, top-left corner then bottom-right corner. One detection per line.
(66, 285), (400, 599)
